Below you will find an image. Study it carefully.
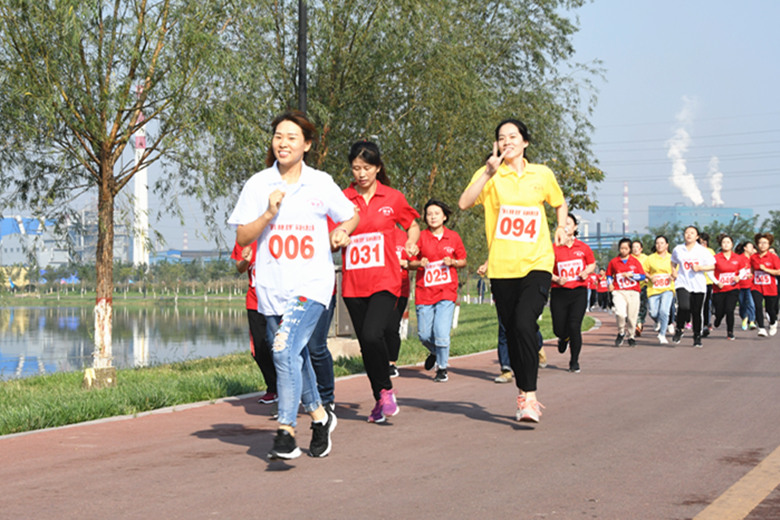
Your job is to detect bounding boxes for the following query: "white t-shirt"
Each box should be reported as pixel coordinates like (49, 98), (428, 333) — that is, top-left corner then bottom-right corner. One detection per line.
(670, 242), (715, 293)
(228, 163), (355, 315)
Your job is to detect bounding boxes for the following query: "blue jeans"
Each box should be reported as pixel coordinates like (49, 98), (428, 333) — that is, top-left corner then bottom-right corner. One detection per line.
(497, 313), (510, 371)
(306, 293), (336, 405)
(416, 300), (456, 369)
(648, 290), (674, 335)
(265, 297), (325, 428)
(739, 288), (756, 322)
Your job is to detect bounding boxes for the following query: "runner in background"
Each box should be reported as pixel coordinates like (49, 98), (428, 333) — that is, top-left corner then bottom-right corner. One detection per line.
(750, 233), (780, 337)
(341, 141), (420, 424)
(699, 232), (717, 337)
(735, 241), (757, 330)
(550, 213), (595, 373)
(711, 234), (744, 340)
(587, 270), (599, 311)
(670, 226), (715, 348)
(631, 240), (649, 337)
(478, 260), (512, 383)
(644, 235), (675, 344)
(387, 226), (412, 379)
(408, 199), (467, 382)
(596, 268), (610, 311)
(232, 241), (278, 406)
(229, 111), (359, 460)
(459, 118), (567, 424)
(607, 238), (646, 347)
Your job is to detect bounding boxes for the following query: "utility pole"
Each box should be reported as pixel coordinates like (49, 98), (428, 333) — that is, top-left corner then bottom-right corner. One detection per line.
(297, 0), (307, 113)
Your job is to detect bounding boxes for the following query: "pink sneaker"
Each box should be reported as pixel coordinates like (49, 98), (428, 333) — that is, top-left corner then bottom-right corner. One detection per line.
(380, 388), (399, 417)
(519, 399), (545, 423)
(367, 400), (385, 423)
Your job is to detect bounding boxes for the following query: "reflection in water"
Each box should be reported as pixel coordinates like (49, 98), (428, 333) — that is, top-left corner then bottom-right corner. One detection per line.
(0, 306), (250, 381)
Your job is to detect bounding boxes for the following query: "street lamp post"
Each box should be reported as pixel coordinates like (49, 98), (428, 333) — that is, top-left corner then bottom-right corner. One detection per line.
(298, 0), (307, 113)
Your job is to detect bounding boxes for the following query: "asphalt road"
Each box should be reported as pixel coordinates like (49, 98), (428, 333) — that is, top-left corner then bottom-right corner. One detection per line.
(2, 310), (779, 520)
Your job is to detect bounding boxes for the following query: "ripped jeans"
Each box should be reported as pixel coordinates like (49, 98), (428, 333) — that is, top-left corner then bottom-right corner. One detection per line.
(265, 296), (325, 428)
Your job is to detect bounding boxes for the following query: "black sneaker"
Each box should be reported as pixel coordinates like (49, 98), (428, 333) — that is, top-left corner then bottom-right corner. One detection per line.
(614, 333), (625, 347)
(568, 362), (581, 373)
(702, 328), (710, 338)
(433, 368), (448, 382)
(672, 330), (683, 344)
(424, 354), (436, 371)
(557, 337), (569, 354)
(308, 408), (337, 458)
(388, 364), (399, 378)
(324, 401), (335, 414)
(627, 338), (636, 347)
(693, 336), (703, 348)
(268, 429), (301, 460)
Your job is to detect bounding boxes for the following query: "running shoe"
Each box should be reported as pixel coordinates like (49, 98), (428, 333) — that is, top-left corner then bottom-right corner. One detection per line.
(685, 322), (692, 330)
(769, 323), (778, 336)
(654, 322), (661, 332)
(519, 398), (545, 423)
(538, 349), (548, 368)
(494, 370), (513, 383)
(635, 324), (643, 337)
(268, 429), (301, 460)
(380, 388), (399, 417)
(693, 337), (703, 348)
(309, 408), (337, 458)
(727, 333), (735, 340)
(515, 394), (526, 421)
(741, 318), (749, 331)
(627, 338), (636, 347)
(433, 368), (448, 382)
(702, 327), (710, 338)
(757, 328), (768, 337)
(614, 333), (625, 347)
(749, 322), (757, 330)
(667, 323), (675, 335)
(672, 330), (683, 344)
(568, 362), (581, 373)
(557, 337), (569, 354)
(258, 391), (278, 404)
(657, 333), (669, 345)
(367, 400), (385, 423)
(388, 364), (399, 378)
(424, 354), (436, 371)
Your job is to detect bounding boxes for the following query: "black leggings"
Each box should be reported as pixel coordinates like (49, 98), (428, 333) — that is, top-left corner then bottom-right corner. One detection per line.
(549, 287), (588, 365)
(675, 288), (705, 339)
(491, 271), (551, 393)
(751, 291), (779, 328)
(344, 291), (398, 401)
(597, 291), (609, 310)
(713, 290), (739, 334)
(247, 309), (276, 393)
(386, 296), (408, 363)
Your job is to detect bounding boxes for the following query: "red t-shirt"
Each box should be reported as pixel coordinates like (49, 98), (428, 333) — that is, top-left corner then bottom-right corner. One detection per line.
(231, 241), (258, 310)
(597, 274), (609, 293)
(713, 252), (745, 293)
(413, 227), (466, 305)
(587, 273), (598, 290)
(394, 226), (411, 298)
(551, 239), (595, 289)
(341, 182), (419, 298)
(751, 251), (780, 296)
(738, 253), (753, 289)
(606, 255), (645, 292)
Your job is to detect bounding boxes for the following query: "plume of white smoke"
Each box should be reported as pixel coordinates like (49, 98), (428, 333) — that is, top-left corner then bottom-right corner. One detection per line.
(667, 97), (704, 205)
(708, 156), (724, 206)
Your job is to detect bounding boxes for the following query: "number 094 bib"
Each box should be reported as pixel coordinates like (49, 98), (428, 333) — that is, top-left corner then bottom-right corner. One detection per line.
(495, 206), (540, 243)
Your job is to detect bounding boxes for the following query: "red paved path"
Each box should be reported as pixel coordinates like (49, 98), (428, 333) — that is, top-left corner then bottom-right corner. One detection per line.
(2, 311), (779, 519)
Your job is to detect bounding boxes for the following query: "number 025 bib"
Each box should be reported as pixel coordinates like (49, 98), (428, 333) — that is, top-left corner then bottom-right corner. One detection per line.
(345, 232), (385, 270)
(495, 206), (540, 243)
(423, 260), (452, 287)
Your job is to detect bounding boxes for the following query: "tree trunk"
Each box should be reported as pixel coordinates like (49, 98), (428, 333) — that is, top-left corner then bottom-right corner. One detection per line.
(85, 167), (117, 388)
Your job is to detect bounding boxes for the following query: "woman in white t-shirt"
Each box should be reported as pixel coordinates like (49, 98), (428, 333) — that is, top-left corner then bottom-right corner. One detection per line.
(229, 111), (359, 461)
(670, 226), (715, 347)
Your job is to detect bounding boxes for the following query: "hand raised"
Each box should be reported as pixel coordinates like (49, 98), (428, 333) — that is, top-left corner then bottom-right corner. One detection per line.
(267, 189), (285, 216)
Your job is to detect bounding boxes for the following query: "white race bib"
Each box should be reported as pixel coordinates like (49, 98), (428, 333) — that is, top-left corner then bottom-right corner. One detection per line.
(754, 270), (772, 286)
(495, 206), (541, 243)
(652, 274), (671, 289)
(265, 224), (316, 262)
(616, 272), (638, 289)
(423, 260), (452, 287)
(345, 232), (385, 270)
(718, 272), (736, 286)
(556, 259), (582, 280)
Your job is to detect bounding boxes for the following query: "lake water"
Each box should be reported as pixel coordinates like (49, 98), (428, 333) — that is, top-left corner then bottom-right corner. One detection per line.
(0, 306), (251, 381)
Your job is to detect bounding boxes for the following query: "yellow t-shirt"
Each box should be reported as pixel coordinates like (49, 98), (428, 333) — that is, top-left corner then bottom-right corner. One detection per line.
(705, 247), (716, 285)
(643, 252), (675, 296)
(632, 252), (648, 289)
(467, 159), (564, 279)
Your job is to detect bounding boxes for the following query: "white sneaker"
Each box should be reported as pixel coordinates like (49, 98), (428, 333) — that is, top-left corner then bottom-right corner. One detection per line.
(770, 323), (778, 336)
(667, 324), (675, 335)
(654, 322), (661, 332)
(658, 333), (668, 344)
(757, 328), (768, 337)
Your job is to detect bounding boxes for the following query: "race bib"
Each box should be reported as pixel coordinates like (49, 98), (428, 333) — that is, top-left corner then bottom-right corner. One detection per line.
(754, 270), (772, 285)
(266, 224), (316, 261)
(718, 272), (736, 286)
(556, 259), (582, 281)
(616, 272), (638, 289)
(495, 206), (541, 243)
(653, 274), (671, 289)
(345, 232), (385, 270)
(423, 260), (452, 287)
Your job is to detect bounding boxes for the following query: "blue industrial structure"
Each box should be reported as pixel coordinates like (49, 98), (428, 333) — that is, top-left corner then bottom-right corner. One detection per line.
(648, 205), (752, 230)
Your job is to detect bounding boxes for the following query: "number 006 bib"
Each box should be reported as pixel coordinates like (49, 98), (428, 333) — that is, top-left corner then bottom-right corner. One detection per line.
(495, 206), (540, 243)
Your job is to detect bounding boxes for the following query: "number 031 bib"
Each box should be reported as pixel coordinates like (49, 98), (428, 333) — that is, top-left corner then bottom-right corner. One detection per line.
(495, 206), (540, 243)
(345, 232), (385, 270)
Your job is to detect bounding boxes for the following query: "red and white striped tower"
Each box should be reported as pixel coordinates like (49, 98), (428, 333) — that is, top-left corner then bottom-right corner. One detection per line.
(622, 182), (629, 235)
(132, 85), (150, 267)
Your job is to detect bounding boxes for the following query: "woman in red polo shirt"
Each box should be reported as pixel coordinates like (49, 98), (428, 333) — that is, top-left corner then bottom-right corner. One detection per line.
(750, 233), (780, 337)
(606, 238), (646, 347)
(341, 141), (420, 423)
(408, 199), (467, 383)
(550, 214), (595, 372)
(711, 234), (745, 340)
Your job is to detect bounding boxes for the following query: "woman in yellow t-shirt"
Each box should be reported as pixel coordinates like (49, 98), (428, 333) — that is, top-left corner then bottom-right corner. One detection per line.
(459, 118), (567, 424)
(644, 235), (676, 344)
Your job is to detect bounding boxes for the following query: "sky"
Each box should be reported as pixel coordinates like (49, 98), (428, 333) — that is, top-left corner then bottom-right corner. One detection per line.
(138, 0), (780, 251)
(570, 0), (780, 235)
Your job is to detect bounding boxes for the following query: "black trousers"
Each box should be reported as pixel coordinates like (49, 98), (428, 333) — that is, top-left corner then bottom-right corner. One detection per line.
(247, 309), (276, 393)
(550, 287), (588, 366)
(751, 291), (779, 328)
(491, 271), (551, 393)
(386, 296), (408, 363)
(713, 290), (739, 334)
(344, 291), (397, 400)
(675, 288), (705, 340)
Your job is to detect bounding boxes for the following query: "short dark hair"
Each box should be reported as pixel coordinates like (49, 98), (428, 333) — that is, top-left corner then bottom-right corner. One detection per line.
(423, 198), (452, 227)
(495, 118), (530, 142)
(348, 141), (390, 187)
(266, 111), (316, 168)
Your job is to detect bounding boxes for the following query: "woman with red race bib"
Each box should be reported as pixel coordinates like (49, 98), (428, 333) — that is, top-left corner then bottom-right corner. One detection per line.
(750, 233), (780, 337)
(606, 238), (646, 347)
(735, 241), (757, 330)
(341, 141), (420, 424)
(550, 213), (595, 373)
(408, 198), (467, 383)
(711, 234), (745, 340)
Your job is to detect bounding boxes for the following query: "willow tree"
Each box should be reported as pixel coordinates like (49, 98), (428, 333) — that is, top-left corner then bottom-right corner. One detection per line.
(0, 0), (237, 386)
